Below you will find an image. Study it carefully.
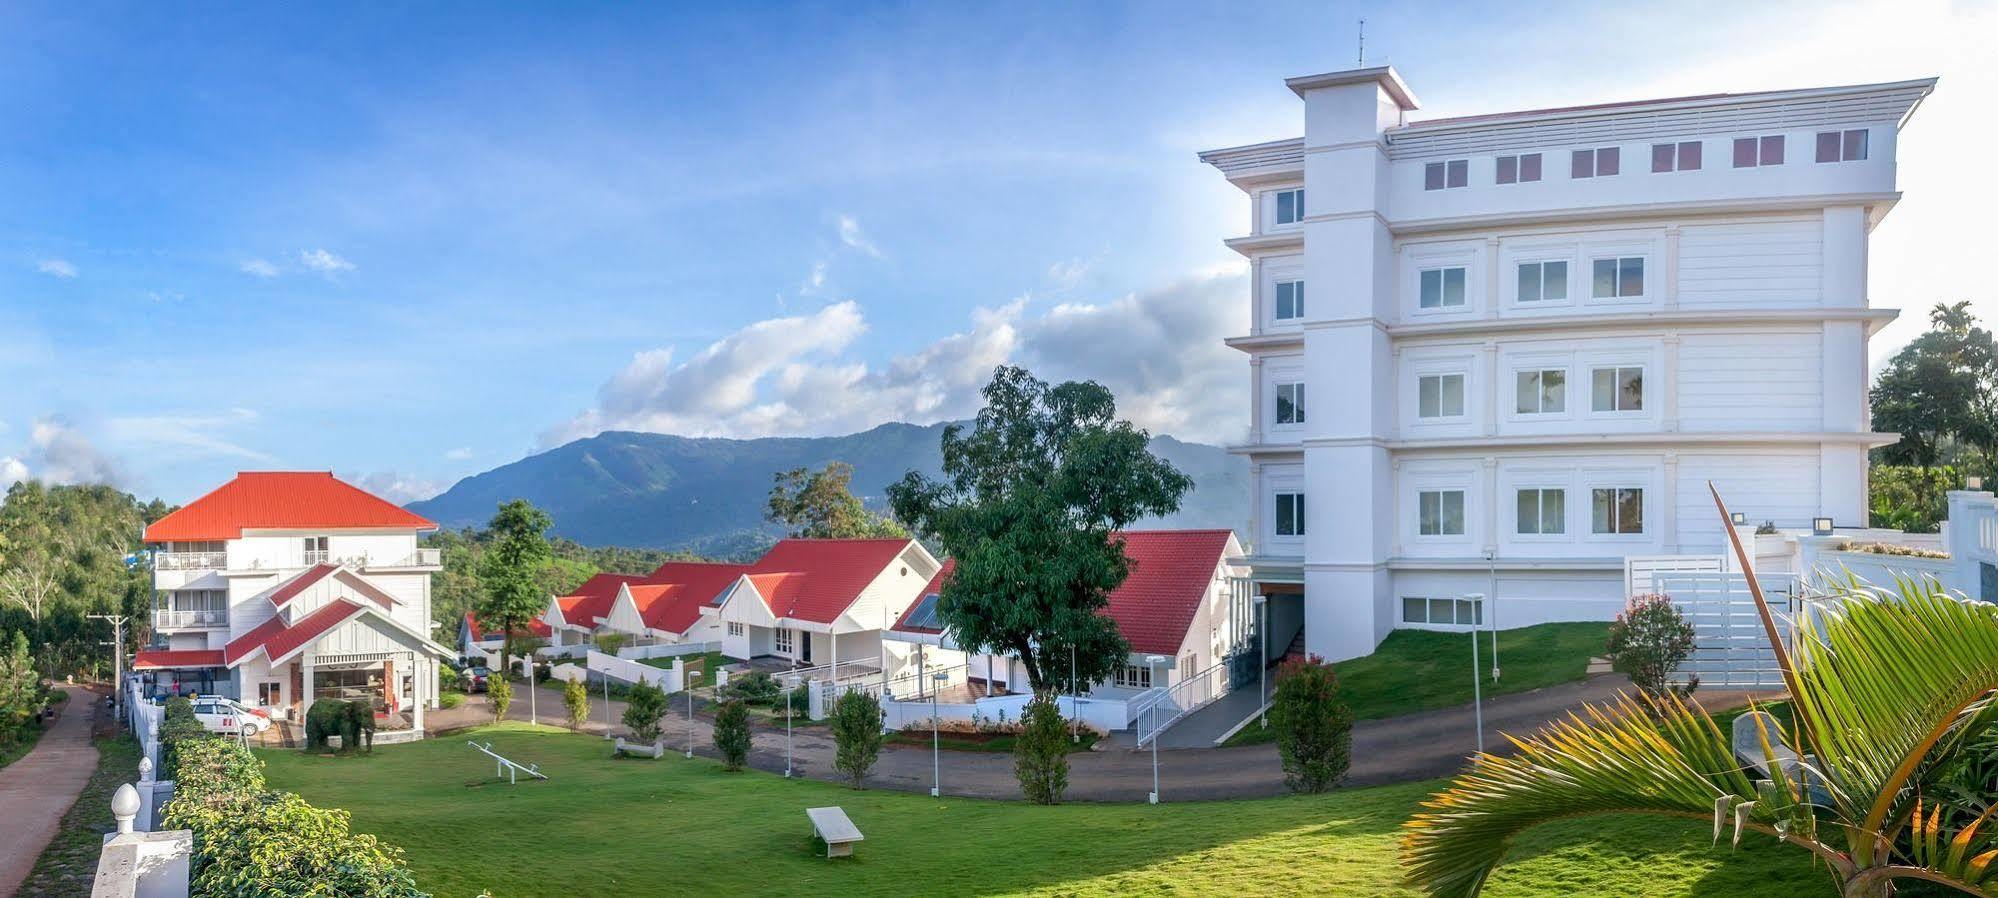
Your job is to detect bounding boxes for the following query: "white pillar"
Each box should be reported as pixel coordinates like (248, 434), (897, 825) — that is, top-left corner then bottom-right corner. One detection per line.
(299, 654), (315, 719)
(412, 658), (426, 734)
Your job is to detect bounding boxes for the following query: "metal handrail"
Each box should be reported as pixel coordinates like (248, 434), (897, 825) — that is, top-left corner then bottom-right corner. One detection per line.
(1133, 658), (1234, 747)
(154, 552), (227, 571)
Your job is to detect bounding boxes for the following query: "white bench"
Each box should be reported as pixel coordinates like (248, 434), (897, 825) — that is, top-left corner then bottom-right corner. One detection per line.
(806, 806), (863, 859)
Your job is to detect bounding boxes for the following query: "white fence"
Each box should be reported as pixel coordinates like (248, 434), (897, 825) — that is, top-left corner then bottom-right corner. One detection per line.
(616, 641), (718, 661)
(586, 650), (684, 692)
(880, 692), (1134, 735)
(1626, 554), (1725, 597)
(1132, 658), (1233, 746)
(1655, 570), (1801, 688)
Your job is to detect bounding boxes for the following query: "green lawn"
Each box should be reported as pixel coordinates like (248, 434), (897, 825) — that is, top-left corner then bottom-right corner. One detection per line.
(1227, 622), (1611, 746)
(260, 722), (1834, 898)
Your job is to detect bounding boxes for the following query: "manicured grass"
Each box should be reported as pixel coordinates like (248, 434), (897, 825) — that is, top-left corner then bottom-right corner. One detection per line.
(1226, 622), (1611, 746)
(23, 734), (141, 898)
(260, 722), (1834, 897)
(638, 650), (730, 677)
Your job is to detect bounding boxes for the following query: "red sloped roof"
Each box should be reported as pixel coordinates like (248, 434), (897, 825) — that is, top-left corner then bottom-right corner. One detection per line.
(261, 600), (369, 663)
(890, 531), (1234, 655)
(146, 472), (436, 542)
(465, 611), (550, 641)
(1103, 530), (1235, 655)
(223, 614), (290, 666)
(267, 564), (339, 606)
(743, 538), (914, 624)
(555, 573), (646, 629)
(634, 562), (749, 634)
(133, 649), (226, 670)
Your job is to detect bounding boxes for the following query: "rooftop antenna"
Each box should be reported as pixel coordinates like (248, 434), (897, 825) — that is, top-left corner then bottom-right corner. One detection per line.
(1357, 18), (1365, 67)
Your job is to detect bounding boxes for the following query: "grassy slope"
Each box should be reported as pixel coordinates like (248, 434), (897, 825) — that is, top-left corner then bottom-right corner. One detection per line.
(261, 723), (1832, 898)
(1227, 622), (1611, 746)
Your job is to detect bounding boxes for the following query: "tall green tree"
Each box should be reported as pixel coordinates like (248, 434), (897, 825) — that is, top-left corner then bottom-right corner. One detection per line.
(473, 500), (554, 673)
(1872, 300), (1998, 470)
(887, 366), (1192, 696)
(0, 481), (164, 678)
(766, 462), (906, 539)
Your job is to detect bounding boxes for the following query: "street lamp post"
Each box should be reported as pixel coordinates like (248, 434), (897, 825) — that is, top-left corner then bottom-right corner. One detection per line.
(1070, 643), (1079, 743)
(784, 675), (800, 778)
(685, 670), (702, 759)
(1467, 594), (1486, 755)
(527, 657), (537, 726)
(603, 674), (612, 740)
(929, 670), (949, 797)
(1145, 653), (1167, 805)
(1252, 595), (1268, 727)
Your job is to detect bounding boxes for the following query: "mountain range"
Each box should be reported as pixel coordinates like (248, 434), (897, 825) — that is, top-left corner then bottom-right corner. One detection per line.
(407, 423), (1248, 559)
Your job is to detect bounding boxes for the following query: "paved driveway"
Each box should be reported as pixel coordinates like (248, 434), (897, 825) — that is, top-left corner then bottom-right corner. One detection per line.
(0, 686), (101, 898)
(425, 675), (1774, 802)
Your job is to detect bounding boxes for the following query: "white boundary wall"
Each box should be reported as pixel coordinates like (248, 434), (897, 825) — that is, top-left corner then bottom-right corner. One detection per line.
(616, 641), (718, 661)
(586, 650), (683, 692)
(880, 693), (1133, 734)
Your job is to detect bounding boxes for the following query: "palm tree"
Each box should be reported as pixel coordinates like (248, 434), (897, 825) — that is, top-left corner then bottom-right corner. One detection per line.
(1402, 485), (1998, 897)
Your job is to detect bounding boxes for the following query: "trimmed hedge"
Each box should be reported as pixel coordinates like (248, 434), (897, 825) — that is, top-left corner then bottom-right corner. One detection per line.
(303, 699), (377, 753)
(164, 737), (427, 897)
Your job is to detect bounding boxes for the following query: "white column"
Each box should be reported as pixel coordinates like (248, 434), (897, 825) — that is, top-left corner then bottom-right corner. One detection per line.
(412, 657), (426, 734)
(1662, 226), (1681, 310)
(300, 653), (315, 719)
(1660, 333), (1681, 432)
(1481, 457), (1499, 556)
(1249, 356), (1266, 445)
(1481, 341), (1499, 436)
(1483, 237), (1501, 320)
(1661, 451), (1681, 554)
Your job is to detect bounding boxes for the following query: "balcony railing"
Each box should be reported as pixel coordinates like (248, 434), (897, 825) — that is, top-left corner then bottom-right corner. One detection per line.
(367, 548), (442, 569)
(153, 609), (226, 629)
(154, 551), (226, 571)
(302, 549), (331, 565)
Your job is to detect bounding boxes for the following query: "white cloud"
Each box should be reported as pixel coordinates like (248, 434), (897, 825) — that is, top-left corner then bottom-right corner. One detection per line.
(836, 215), (882, 258)
(444, 447), (474, 461)
(345, 471), (446, 504)
(1047, 258), (1090, 289)
(549, 270), (1249, 448)
(1, 418), (123, 487)
(36, 258), (77, 279)
(299, 248), (355, 273)
(239, 258), (280, 278)
(103, 408), (270, 462)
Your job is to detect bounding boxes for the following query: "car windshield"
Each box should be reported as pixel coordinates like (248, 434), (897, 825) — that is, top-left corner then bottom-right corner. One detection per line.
(470, 667), (489, 676)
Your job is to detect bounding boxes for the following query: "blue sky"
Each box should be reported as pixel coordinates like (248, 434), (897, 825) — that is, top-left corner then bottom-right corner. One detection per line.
(3, 0), (1991, 504)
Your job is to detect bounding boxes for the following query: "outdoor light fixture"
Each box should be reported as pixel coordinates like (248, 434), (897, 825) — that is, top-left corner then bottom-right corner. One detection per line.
(930, 670), (949, 797)
(1812, 517), (1834, 536)
(685, 670), (702, 759)
(1146, 653), (1168, 805)
(784, 675), (800, 778)
(1730, 511), (1746, 525)
(1970, 476), (1985, 490)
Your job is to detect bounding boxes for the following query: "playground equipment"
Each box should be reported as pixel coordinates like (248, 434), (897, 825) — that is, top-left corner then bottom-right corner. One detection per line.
(468, 740), (547, 784)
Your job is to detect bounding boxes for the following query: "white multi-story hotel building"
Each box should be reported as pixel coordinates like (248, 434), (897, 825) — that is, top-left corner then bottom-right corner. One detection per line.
(1201, 66), (1935, 662)
(134, 472), (453, 735)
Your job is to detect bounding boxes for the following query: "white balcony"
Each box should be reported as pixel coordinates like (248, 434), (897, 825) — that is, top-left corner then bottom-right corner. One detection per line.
(153, 609), (226, 629)
(303, 549), (332, 565)
(364, 548), (442, 570)
(154, 551), (227, 571)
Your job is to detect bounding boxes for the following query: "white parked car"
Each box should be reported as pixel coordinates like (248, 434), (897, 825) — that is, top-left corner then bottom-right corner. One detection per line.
(190, 697), (272, 736)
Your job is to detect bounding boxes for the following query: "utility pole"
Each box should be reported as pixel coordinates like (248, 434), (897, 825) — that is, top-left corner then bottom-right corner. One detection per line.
(90, 614), (128, 715)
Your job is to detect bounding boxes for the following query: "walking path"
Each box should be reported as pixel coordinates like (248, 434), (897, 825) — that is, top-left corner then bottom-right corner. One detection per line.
(426, 674), (1775, 801)
(0, 686), (101, 898)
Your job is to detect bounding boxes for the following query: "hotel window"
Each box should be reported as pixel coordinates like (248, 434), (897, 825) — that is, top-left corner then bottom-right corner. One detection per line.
(1424, 159), (1469, 190)
(1592, 487), (1645, 535)
(1419, 266), (1468, 309)
(726, 621), (744, 638)
(1417, 373), (1465, 419)
(1514, 369), (1566, 414)
(302, 536), (329, 564)
(1816, 129), (1869, 162)
(1114, 664), (1153, 689)
(1651, 140), (1703, 172)
(1274, 280), (1304, 320)
(1274, 188), (1305, 225)
(774, 627), (795, 654)
(1275, 492), (1305, 537)
(1516, 260), (1568, 302)
(1418, 489), (1466, 536)
(1496, 153), (1542, 184)
(1275, 382), (1306, 425)
(1570, 146), (1620, 178)
(1733, 135), (1785, 167)
(1517, 488), (1566, 535)
(1591, 366), (1644, 412)
(1591, 256), (1644, 299)
(1403, 596), (1483, 626)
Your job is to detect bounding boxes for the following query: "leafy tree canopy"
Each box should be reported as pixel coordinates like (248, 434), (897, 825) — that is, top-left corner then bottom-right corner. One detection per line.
(0, 481), (167, 678)
(1872, 301), (1998, 471)
(887, 366), (1192, 696)
(766, 461), (906, 539)
(474, 500), (555, 671)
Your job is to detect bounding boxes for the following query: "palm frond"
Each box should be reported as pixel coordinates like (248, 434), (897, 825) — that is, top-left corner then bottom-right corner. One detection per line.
(1401, 693), (1769, 898)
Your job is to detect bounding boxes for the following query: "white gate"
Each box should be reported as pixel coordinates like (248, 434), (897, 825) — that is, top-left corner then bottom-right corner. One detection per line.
(1654, 571), (1800, 688)
(1626, 554), (1725, 597)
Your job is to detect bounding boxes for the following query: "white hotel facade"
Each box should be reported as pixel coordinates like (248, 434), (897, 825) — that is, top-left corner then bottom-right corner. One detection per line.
(1201, 67), (1935, 662)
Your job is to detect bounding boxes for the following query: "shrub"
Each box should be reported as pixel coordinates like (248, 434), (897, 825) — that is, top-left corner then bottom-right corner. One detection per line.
(593, 632), (628, 656)
(1269, 655), (1354, 794)
(159, 698), (216, 779)
(439, 692), (466, 710)
(164, 738), (427, 898)
(622, 681), (668, 744)
(563, 677), (589, 730)
(438, 665), (460, 692)
(488, 675), (512, 722)
(1606, 594), (1699, 703)
(722, 670), (781, 704)
(1012, 695), (1071, 804)
(829, 691), (884, 789)
(303, 700), (338, 751)
(343, 701), (376, 753)
(713, 699), (752, 771)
